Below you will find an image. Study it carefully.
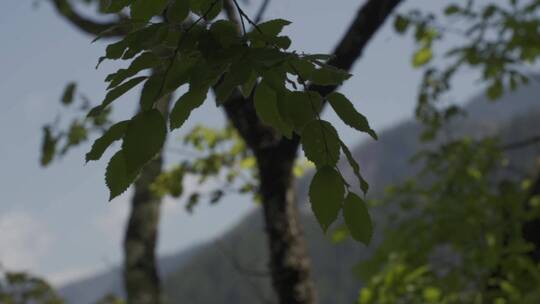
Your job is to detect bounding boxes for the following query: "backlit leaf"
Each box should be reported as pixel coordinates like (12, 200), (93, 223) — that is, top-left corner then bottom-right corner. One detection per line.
(140, 73), (165, 110)
(105, 150), (139, 200)
(107, 52), (160, 89)
(86, 121), (129, 162)
(343, 192), (373, 245)
(301, 120), (340, 167)
(40, 126), (57, 167)
(131, 0), (168, 21)
(412, 47), (433, 67)
(282, 91), (322, 133)
(327, 92), (377, 139)
(167, 0), (190, 23)
(122, 109), (167, 175)
(340, 140), (369, 194)
(254, 82), (292, 138)
(61, 82), (77, 105)
(88, 76), (147, 117)
(170, 87), (208, 130)
(309, 166), (345, 232)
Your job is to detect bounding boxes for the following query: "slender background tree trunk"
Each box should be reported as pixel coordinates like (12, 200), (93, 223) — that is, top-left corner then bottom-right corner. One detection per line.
(124, 95), (170, 304)
(124, 156), (163, 304)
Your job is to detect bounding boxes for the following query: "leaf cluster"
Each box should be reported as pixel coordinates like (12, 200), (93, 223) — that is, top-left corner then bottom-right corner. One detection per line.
(358, 138), (540, 303)
(84, 0), (378, 239)
(394, 0), (540, 139)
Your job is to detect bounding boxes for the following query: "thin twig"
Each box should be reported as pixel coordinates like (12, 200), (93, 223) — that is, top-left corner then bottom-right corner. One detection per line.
(231, 0), (248, 35)
(215, 240), (273, 304)
(254, 0), (271, 24)
(155, 0), (222, 101)
(501, 135), (540, 151)
(215, 240), (270, 278)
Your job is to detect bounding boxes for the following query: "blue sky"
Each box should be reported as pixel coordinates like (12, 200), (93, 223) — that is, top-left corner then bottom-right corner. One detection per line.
(0, 0), (477, 286)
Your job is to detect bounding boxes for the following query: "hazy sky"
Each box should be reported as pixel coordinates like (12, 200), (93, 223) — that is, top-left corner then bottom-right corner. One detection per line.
(0, 0), (478, 286)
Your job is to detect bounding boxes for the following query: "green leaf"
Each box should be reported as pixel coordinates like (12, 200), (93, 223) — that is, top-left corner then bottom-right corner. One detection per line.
(140, 73), (165, 110)
(122, 109), (167, 175)
(210, 20), (241, 48)
(189, 0), (222, 20)
(104, 39), (129, 59)
(105, 0), (134, 13)
(327, 92), (377, 139)
(163, 53), (199, 92)
(249, 19), (290, 39)
(215, 60), (252, 103)
(86, 121), (129, 162)
(88, 76), (147, 117)
(301, 120), (340, 167)
(290, 58), (316, 81)
(248, 19), (292, 48)
(444, 5), (460, 15)
(240, 71), (258, 98)
(309, 65), (351, 86)
(105, 150), (139, 200)
(412, 47), (433, 67)
(130, 0), (168, 21)
(394, 15), (410, 34)
(61, 82), (77, 105)
(66, 121), (88, 146)
(40, 126), (57, 167)
(309, 166), (345, 232)
(487, 79), (503, 100)
(280, 90), (322, 133)
(340, 140), (369, 194)
(107, 52), (160, 89)
(170, 87), (208, 130)
(254, 82), (293, 138)
(167, 0), (190, 23)
(343, 192), (373, 245)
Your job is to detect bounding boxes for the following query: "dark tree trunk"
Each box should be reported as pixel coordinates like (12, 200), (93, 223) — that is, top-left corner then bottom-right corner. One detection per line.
(256, 142), (316, 304)
(124, 156), (163, 304)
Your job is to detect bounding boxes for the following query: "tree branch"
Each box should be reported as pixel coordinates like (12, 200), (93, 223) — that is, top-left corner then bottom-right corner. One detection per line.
(308, 0), (404, 96)
(48, 0), (129, 37)
(254, 0), (271, 24)
(501, 135), (540, 151)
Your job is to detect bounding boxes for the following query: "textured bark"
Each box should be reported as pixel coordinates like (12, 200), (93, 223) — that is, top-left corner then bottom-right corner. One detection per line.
(123, 156), (163, 304)
(123, 96), (170, 304)
(256, 143), (316, 304)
